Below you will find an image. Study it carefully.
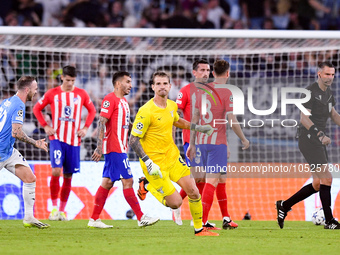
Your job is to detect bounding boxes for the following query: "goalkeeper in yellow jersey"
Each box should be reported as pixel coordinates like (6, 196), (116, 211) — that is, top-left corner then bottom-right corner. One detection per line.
(129, 71), (218, 236)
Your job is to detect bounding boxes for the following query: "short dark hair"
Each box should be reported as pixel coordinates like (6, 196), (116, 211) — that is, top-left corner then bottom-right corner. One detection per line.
(17, 76), (36, 90)
(318, 61), (334, 70)
(62, 65), (77, 77)
(112, 71), (131, 86)
(213, 59), (230, 76)
(152, 71), (170, 84)
(192, 59), (209, 71)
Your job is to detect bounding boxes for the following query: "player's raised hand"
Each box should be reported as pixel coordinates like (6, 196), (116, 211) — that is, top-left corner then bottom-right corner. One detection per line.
(77, 126), (88, 137)
(241, 139), (250, 150)
(145, 159), (163, 178)
(35, 138), (48, 152)
(91, 148), (102, 162)
(44, 125), (55, 136)
(194, 124), (214, 136)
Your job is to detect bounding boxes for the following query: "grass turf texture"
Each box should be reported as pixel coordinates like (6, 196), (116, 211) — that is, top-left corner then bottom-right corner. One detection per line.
(0, 220), (339, 255)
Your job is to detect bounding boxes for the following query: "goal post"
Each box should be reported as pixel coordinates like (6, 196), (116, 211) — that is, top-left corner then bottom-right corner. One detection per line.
(1, 27), (340, 221)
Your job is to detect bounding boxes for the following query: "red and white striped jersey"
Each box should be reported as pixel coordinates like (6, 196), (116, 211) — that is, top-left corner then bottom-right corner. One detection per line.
(176, 83), (201, 145)
(195, 83), (233, 145)
(100, 92), (130, 154)
(33, 86), (96, 146)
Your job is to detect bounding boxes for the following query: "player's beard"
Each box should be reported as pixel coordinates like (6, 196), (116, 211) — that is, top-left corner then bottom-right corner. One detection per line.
(27, 91), (36, 101)
(158, 89), (168, 97)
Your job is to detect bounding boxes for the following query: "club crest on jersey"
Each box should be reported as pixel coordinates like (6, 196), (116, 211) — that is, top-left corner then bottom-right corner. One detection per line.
(17, 110), (23, 117)
(64, 106), (72, 117)
(157, 187), (164, 194)
(103, 101), (110, 108)
(136, 122), (143, 130)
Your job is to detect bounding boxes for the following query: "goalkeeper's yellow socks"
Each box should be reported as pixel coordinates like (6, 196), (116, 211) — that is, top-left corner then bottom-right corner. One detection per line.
(188, 195), (203, 230)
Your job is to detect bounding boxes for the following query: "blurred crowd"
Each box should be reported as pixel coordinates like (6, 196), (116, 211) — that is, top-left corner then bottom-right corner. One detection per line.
(1, 0), (340, 160)
(0, 0), (340, 30)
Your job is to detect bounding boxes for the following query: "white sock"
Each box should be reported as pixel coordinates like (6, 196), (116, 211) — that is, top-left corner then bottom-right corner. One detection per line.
(23, 182), (36, 219)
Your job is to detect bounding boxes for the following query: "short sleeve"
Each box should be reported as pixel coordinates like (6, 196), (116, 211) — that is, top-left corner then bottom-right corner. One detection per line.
(131, 107), (150, 138)
(12, 105), (25, 125)
(301, 89), (314, 110)
(100, 96), (115, 119)
(225, 89), (233, 114)
(176, 86), (187, 111)
(174, 111), (180, 123)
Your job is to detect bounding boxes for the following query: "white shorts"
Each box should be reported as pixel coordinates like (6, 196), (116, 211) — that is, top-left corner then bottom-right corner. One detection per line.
(0, 148), (30, 175)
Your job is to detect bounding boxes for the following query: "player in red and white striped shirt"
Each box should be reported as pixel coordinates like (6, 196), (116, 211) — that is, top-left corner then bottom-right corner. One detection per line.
(187, 59), (249, 230)
(88, 71), (159, 228)
(33, 66), (96, 221)
(173, 59), (210, 225)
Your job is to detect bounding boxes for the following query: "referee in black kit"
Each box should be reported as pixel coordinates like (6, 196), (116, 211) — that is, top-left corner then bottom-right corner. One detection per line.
(276, 61), (340, 229)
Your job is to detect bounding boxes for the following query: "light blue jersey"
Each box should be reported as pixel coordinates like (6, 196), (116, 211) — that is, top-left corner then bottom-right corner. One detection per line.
(0, 95), (25, 162)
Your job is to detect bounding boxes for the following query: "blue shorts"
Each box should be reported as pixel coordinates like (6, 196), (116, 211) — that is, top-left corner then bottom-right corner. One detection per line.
(191, 144), (202, 167)
(50, 140), (80, 174)
(183, 143), (191, 167)
(193, 144), (228, 173)
(103, 152), (132, 182)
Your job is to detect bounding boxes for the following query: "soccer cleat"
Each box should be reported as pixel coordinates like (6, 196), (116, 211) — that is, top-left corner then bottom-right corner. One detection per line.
(172, 208), (183, 226)
(58, 212), (68, 221)
(23, 217), (50, 229)
(204, 222), (221, 230)
(137, 177), (149, 201)
(87, 218), (113, 229)
(222, 217), (238, 229)
(138, 214), (160, 227)
(324, 218), (340, 229)
(48, 208), (59, 221)
(276, 200), (288, 229)
(195, 227), (219, 236)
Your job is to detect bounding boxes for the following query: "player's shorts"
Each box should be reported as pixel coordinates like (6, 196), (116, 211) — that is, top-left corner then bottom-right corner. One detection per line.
(103, 152), (132, 182)
(298, 130), (328, 168)
(190, 144), (202, 167)
(50, 140), (80, 174)
(141, 155), (190, 198)
(0, 148), (30, 175)
(183, 142), (191, 167)
(193, 144), (228, 174)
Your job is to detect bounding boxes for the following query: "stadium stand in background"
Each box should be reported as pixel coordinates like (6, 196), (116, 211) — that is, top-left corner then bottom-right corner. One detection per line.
(0, 0), (339, 30)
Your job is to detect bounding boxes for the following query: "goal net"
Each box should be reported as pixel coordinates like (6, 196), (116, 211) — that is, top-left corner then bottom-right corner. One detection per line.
(1, 27), (340, 221)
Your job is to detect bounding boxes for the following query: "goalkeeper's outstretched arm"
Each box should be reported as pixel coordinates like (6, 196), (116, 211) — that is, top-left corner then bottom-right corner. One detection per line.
(173, 116), (214, 136)
(129, 134), (146, 159)
(129, 134), (162, 178)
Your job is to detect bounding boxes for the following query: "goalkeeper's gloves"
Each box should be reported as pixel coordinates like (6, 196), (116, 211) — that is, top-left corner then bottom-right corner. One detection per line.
(142, 155), (163, 178)
(190, 123), (214, 136)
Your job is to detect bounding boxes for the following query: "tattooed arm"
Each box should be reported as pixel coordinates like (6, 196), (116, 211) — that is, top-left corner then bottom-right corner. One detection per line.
(129, 134), (162, 178)
(91, 116), (108, 162)
(129, 134), (146, 159)
(12, 123), (48, 152)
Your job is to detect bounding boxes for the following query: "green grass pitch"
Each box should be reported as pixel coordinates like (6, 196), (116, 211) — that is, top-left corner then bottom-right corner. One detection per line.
(0, 220), (339, 255)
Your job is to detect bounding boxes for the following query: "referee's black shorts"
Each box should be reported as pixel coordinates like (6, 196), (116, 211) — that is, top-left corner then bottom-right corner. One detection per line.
(298, 130), (328, 167)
